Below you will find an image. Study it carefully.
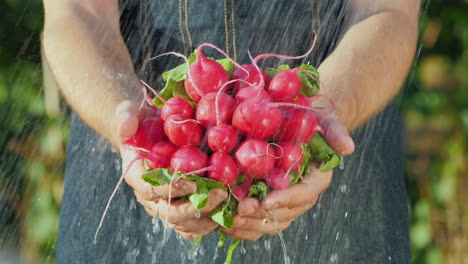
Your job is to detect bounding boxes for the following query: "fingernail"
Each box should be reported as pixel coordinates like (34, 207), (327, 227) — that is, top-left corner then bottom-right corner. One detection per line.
(237, 218), (246, 225)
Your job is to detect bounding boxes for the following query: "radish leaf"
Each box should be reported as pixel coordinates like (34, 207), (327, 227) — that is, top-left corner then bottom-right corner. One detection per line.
(141, 168), (173, 186)
(265, 64), (290, 78)
(248, 181), (268, 200)
(297, 64), (320, 97)
(209, 195), (237, 228)
(307, 133), (341, 172)
(184, 174), (224, 210)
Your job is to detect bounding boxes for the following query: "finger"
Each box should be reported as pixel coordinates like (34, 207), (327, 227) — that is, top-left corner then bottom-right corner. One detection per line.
(136, 195), (219, 235)
(122, 150), (196, 200)
(230, 215), (291, 235)
(152, 179), (197, 199)
(262, 169), (331, 210)
(238, 197), (318, 222)
(222, 228), (264, 241)
(168, 217), (219, 234)
(318, 114), (355, 156)
(237, 198), (261, 216)
(115, 100), (155, 141)
(156, 189), (228, 223)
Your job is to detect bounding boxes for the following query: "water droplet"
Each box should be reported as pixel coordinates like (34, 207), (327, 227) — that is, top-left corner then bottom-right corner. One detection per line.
(313, 213), (318, 220)
(339, 156), (344, 169)
(344, 211), (349, 218)
(339, 184), (347, 193)
(132, 248), (140, 257)
(91, 147), (95, 152)
(305, 234), (308, 240)
(152, 221), (160, 234)
(240, 246), (247, 255)
(129, 199), (136, 210)
(152, 212), (159, 224)
(122, 237), (129, 246)
(264, 239), (271, 251)
(195, 210), (201, 219)
(199, 246), (206, 256)
(146, 233), (153, 243)
(330, 253), (338, 263)
(335, 232), (340, 241)
(388, 256), (392, 262)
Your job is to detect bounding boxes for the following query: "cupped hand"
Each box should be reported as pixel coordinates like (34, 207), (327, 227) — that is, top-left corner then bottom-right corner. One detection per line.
(222, 113), (355, 240)
(116, 100), (227, 240)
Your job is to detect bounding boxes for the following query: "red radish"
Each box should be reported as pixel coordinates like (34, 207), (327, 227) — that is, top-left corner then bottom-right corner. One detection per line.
(268, 70), (301, 102)
(292, 95), (313, 107)
(161, 97), (194, 121)
(146, 141), (178, 169)
(232, 177), (253, 200)
(164, 115), (203, 147)
(274, 141), (303, 172)
(196, 92), (235, 127)
(207, 124), (238, 152)
(124, 117), (165, 150)
(275, 109), (322, 143)
(265, 168), (290, 190)
(231, 64), (270, 94)
(235, 85), (272, 103)
(184, 53), (229, 103)
(171, 146), (208, 173)
(232, 186), (249, 200)
(208, 152), (239, 184)
(235, 139), (275, 179)
(232, 97), (283, 139)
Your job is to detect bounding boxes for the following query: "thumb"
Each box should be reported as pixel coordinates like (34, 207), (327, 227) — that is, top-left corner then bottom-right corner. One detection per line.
(115, 101), (141, 141)
(318, 114), (355, 156)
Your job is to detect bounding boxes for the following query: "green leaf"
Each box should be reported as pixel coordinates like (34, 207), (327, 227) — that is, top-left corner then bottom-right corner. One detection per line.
(141, 168), (174, 186)
(289, 171), (302, 185)
(297, 64), (320, 97)
(224, 239), (241, 264)
(152, 79), (178, 108)
(248, 181), (268, 200)
(194, 236), (203, 247)
(217, 58), (234, 77)
(161, 52), (196, 81)
(184, 174), (224, 210)
(209, 195), (238, 228)
(307, 133), (341, 172)
(172, 81), (195, 106)
(162, 63), (188, 82)
(265, 64), (291, 78)
(300, 143), (313, 176)
(217, 231), (227, 248)
(319, 154), (342, 172)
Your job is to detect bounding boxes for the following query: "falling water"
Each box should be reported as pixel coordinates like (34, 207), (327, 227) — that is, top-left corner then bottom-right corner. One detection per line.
(0, 0), (435, 263)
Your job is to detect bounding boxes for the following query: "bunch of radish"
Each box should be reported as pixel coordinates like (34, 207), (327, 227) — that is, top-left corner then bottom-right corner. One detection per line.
(95, 42), (341, 246)
(123, 42), (341, 207)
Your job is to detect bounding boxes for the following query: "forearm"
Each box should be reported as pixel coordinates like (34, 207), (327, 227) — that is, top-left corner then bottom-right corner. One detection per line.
(318, 8), (419, 131)
(42, 0), (141, 146)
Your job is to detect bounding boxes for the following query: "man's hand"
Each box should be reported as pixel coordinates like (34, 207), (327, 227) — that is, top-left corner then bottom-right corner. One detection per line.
(116, 101), (227, 240)
(222, 113), (354, 240)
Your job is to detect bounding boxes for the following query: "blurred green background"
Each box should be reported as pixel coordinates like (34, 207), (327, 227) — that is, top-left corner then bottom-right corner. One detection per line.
(0, 0), (466, 263)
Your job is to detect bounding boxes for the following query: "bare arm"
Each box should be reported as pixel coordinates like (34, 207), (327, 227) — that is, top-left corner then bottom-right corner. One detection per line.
(43, 0), (140, 147)
(319, 0), (420, 131)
